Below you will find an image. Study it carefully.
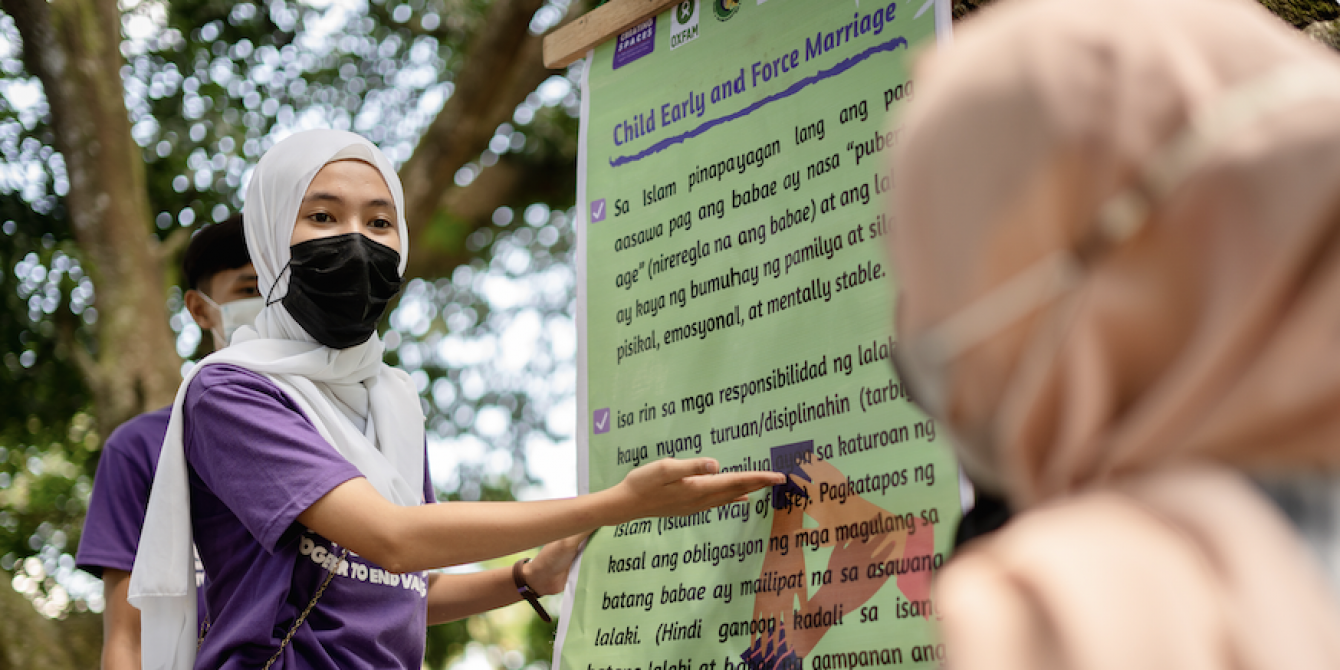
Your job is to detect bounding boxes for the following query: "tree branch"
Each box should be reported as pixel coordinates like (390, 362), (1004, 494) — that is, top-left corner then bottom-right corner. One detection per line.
(5, 0), (182, 433)
(400, 0), (548, 232)
(156, 225), (193, 265)
(400, 0), (590, 279)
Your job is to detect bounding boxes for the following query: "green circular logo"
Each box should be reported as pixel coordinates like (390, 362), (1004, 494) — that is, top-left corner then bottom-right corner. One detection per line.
(712, 0), (739, 22)
(676, 1), (695, 24)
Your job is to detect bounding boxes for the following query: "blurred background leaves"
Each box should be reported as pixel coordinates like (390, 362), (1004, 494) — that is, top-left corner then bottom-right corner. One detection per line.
(0, 0), (583, 666)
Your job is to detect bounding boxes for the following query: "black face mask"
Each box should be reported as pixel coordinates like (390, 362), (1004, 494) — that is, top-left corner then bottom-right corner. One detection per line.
(280, 233), (402, 349)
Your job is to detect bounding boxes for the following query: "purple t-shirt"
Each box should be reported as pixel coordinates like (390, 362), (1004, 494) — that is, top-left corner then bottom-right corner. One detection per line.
(77, 406), (173, 577)
(184, 364), (435, 670)
(77, 406), (209, 626)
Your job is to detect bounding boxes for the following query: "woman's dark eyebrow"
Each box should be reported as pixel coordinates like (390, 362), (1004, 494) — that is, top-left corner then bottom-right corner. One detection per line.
(302, 192), (393, 209)
(303, 192), (343, 204)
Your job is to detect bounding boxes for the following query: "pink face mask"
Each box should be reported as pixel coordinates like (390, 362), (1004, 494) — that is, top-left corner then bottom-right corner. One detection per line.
(891, 62), (1340, 488)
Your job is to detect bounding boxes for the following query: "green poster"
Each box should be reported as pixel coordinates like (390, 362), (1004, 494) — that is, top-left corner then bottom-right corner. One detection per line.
(561, 2), (959, 669)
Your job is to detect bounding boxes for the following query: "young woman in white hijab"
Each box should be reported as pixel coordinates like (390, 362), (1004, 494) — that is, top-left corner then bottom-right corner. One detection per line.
(130, 129), (783, 670)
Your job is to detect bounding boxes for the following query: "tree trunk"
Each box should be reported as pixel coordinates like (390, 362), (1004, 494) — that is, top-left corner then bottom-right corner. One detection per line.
(400, 0), (545, 234)
(0, 571), (102, 669)
(3, 0), (181, 434)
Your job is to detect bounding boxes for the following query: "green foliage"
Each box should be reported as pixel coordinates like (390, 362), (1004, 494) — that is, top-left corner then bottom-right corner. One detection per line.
(421, 476), (567, 670)
(125, 0), (490, 235)
(423, 477), (517, 670)
(1, 14), (583, 670)
(1255, 0), (1339, 27)
(0, 181), (96, 596)
(522, 609), (562, 668)
(425, 613), (473, 669)
(387, 196), (577, 494)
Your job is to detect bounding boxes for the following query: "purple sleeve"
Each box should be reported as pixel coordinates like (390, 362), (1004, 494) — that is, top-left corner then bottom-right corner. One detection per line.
(184, 365), (363, 553)
(75, 408), (172, 577)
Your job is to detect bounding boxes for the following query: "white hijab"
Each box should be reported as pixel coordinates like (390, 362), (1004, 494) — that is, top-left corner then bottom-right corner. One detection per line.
(129, 130), (426, 670)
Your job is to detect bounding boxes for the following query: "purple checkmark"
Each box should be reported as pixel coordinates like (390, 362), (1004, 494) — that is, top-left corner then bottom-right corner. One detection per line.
(590, 199), (607, 223)
(593, 408), (611, 434)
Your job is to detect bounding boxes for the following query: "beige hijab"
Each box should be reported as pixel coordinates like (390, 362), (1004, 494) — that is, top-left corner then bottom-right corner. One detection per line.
(891, 0), (1340, 666)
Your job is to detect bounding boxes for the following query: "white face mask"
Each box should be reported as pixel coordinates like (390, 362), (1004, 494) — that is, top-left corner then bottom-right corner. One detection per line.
(197, 294), (264, 347)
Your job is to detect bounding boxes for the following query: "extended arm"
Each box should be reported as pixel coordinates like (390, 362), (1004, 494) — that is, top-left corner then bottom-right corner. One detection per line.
(425, 571), (517, 625)
(298, 457), (782, 574)
(425, 531), (587, 625)
(100, 569), (141, 670)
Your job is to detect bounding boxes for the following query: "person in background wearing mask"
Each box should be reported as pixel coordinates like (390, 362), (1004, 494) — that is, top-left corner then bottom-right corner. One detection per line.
(182, 217), (263, 352)
(889, 0), (1340, 667)
(76, 215), (258, 670)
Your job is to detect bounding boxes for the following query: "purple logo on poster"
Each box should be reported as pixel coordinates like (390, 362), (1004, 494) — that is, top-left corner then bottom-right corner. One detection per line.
(593, 408), (611, 434)
(589, 198), (607, 223)
(770, 440), (813, 509)
(612, 18), (656, 70)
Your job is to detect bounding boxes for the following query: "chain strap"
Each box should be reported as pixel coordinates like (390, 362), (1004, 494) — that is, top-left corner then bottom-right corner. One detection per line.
(262, 547), (350, 670)
(197, 615), (211, 650)
(194, 546), (351, 661)
(192, 546), (350, 665)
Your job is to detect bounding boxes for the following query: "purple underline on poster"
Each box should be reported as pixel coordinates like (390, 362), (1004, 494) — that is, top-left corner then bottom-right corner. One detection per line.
(607, 35), (909, 168)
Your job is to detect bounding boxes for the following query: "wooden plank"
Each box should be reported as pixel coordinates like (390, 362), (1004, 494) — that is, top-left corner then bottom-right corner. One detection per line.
(543, 0), (680, 68)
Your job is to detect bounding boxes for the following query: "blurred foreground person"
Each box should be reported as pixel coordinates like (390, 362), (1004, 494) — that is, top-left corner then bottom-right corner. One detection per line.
(890, 0), (1340, 667)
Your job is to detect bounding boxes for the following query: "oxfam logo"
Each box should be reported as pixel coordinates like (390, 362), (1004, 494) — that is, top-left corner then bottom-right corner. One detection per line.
(712, 0), (739, 22)
(676, 1), (694, 24)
